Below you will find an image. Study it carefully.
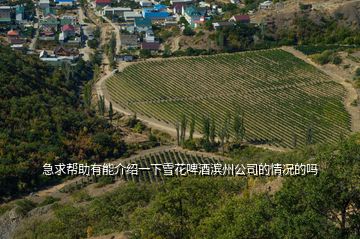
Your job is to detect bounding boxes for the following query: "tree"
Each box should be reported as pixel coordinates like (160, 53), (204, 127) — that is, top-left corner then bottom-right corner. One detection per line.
(233, 108), (245, 143)
(175, 122), (180, 146)
(209, 117), (216, 144)
(183, 26), (195, 36)
(108, 101), (114, 122)
(189, 114), (195, 140)
(98, 95), (106, 116)
(306, 126), (313, 145)
(202, 116), (210, 143)
(180, 114), (187, 145)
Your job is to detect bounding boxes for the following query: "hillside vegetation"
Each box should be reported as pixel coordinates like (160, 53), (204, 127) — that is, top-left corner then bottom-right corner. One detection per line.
(13, 135), (360, 239)
(0, 46), (126, 201)
(106, 49), (350, 148)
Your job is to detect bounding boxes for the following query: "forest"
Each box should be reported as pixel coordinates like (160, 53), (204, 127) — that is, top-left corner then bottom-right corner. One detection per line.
(0, 46), (127, 201)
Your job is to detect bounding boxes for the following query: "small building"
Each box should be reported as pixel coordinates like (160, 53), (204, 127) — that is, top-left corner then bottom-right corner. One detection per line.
(102, 6), (132, 17)
(55, 0), (76, 6)
(229, 15), (250, 24)
(259, 0), (273, 10)
(117, 54), (134, 62)
(39, 16), (59, 31)
(120, 34), (138, 49)
(39, 0), (50, 9)
(60, 15), (77, 26)
(95, 0), (111, 8)
(7, 30), (25, 44)
(15, 5), (25, 23)
(123, 11), (143, 22)
(134, 17), (152, 32)
(43, 7), (55, 17)
(141, 42), (160, 51)
(139, 0), (152, 7)
(212, 21), (234, 30)
(142, 5), (170, 20)
(144, 29), (155, 42)
(0, 6), (11, 24)
(54, 46), (79, 56)
(61, 24), (76, 38)
(183, 5), (206, 28)
(170, 0), (193, 4)
(171, 3), (187, 15)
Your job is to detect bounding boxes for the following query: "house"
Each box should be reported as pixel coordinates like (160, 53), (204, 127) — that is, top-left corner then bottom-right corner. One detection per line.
(39, 50), (77, 64)
(102, 6), (132, 17)
(7, 30), (25, 44)
(141, 42), (160, 51)
(15, 5), (25, 23)
(144, 29), (155, 42)
(229, 15), (250, 24)
(39, 0), (50, 9)
(120, 34), (138, 49)
(61, 24), (75, 38)
(0, 6), (11, 24)
(171, 3), (187, 15)
(212, 21), (234, 30)
(123, 11), (143, 22)
(54, 46), (79, 56)
(140, 0), (152, 7)
(117, 54), (134, 62)
(183, 5), (206, 28)
(60, 15), (77, 26)
(95, 0), (111, 8)
(142, 5), (170, 21)
(55, 0), (75, 6)
(39, 16), (59, 31)
(134, 17), (152, 32)
(230, 0), (239, 4)
(170, 0), (193, 4)
(43, 7), (55, 17)
(259, 0), (273, 10)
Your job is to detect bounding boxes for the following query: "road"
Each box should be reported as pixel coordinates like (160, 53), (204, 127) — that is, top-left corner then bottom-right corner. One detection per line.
(29, 7), (40, 51)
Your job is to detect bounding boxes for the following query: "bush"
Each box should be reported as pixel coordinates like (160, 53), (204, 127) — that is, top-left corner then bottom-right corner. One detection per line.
(15, 199), (37, 216)
(183, 26), (195, 36)
(38, 196), (60, 207)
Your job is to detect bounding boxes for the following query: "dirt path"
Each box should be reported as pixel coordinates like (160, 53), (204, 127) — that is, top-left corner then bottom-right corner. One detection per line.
(282, 46), (360, 133)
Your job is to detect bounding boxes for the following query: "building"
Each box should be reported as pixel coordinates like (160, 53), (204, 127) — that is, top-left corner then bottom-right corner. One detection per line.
(102, 6), (132, 17)
(54, 46), (79, 56)
(139, 0), (152, 7)
(95, 0), (111, 8)
(39, 0), (50, 9)
(39, 50), (77, 64)
(142, 5), (170, 20)
(183, 5), (206, 28)
(0, 6), (11, 24)
(212, 21), (234, 30)
(43, 7), (55, 17)
(120, 34), (138, 49)
(55, 0), (76, 6)
(170, 0), (193, 4)
(123, 11), (143, 22)
(7, 30), (25, 44)
(15, 5), (25, 23)
(134, 17), (152, 32)
(229, 15), (250, 24)
(259, 0), (273, 10)
(141, 42), (160, 51)
(144, 29), (155, 42)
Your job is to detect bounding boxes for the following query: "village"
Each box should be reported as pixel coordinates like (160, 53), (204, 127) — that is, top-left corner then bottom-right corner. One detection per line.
(0, 0), (284, 65)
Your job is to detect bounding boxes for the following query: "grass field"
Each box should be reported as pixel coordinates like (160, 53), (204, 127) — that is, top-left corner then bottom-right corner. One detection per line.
(106, 49), (351, 148)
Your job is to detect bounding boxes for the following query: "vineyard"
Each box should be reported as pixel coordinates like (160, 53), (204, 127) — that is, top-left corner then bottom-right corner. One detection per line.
(60, 150), (222, 192)
(106, 49), (351, 148)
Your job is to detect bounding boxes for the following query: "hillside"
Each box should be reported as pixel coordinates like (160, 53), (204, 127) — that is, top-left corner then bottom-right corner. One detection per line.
(0, 46), (126, 201)
(106, 49), (350, 148)
(6, 135), (360, 239)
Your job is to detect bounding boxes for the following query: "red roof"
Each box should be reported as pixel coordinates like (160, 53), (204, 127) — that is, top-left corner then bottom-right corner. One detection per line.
(95, 0), (111, 3)
(7, 30), (19, 36)
(62, 24), (75, 32)
(232, 15), (250, 22)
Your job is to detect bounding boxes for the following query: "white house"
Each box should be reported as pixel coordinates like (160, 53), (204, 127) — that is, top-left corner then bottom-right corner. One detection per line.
(102, 6), (132, 17)
(259, 0), (273, 10)
(144, 29), (155, 43)
(123, 11), (142, 21)
(140, 0), (152, 7)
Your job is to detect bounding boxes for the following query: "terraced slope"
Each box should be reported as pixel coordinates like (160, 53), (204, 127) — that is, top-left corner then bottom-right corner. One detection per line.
(106, 49), (350, 148)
